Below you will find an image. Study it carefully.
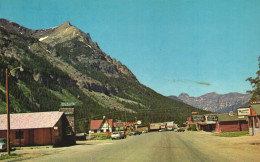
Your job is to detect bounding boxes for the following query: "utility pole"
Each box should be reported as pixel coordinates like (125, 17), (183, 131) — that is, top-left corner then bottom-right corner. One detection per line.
(5, 66), (23, 155)
(6, 68), (10, 155)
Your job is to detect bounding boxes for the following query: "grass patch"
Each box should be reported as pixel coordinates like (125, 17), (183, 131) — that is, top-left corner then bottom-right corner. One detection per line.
(0, 153), (22, 160)
(49, 89), (83, 106)
(94, 135), (111, 140)
(215, 131), (249, 137)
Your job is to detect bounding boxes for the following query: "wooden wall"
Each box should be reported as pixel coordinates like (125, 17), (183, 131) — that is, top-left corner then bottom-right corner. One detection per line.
(0, 119), (63, 146)
(215, 120), (248, 133)
(240, 120), (249, 131)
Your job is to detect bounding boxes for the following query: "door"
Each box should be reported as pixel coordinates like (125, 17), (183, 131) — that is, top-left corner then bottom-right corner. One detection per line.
(239, 121), (242, 131)
(28, 130), (34, 145)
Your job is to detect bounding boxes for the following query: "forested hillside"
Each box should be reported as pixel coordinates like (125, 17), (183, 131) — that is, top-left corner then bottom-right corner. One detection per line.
(0, 19), (209, 132)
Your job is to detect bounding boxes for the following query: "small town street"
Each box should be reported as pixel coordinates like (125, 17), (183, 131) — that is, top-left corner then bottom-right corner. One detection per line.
(5, 131), (260, 162)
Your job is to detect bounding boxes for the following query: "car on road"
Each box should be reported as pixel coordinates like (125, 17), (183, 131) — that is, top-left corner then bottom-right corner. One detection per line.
(129, 131), (142, 136)
(111, 132), (124, 140)
(0, 138), (7, 151)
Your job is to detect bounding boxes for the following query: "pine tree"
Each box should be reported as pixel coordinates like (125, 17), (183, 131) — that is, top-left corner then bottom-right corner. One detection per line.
(247, 56), (260, 102)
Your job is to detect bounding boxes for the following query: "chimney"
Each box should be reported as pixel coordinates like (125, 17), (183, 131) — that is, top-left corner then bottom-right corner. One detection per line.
(59, 102), (76, 134)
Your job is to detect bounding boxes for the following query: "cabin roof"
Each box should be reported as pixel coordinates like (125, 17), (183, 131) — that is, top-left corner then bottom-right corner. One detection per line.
(0, 111), (64, 130)
(251, 104), (260, 115)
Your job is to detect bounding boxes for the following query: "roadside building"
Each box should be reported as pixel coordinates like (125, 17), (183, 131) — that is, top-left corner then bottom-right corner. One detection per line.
(59, 105), (76, 145)
(148, 123), (161, 131)
(89, 118), (113, 134)
(248, 104), (260, 136)
(203, 114), (218, 131)
(125, 122), (135, 131)
(113, 122), (135, 131)
(0, 111), (74, 147)
(192, 115), (205, 123)
(192, 115), (205, 130)
(136, 125), (148, 132)
(59, 102), (76, 134)
(215, 112), (248, 133)
(165, 121), (175, 131)
(114, 122), (125, 131)
(186, 117), (197, 130)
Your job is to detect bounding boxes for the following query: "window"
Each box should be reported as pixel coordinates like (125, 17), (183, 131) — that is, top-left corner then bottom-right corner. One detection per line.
(15, 131), (24, 139)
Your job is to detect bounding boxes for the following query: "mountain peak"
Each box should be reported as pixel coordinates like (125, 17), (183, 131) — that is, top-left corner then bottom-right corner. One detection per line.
(179, 93), (190, 98)
(60, 21), (72, 28)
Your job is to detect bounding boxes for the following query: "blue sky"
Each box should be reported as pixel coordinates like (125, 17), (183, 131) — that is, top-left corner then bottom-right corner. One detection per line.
(1, 0), (260, 97)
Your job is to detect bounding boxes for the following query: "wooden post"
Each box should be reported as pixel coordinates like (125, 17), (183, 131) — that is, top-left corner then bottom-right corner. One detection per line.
(6, 68), (10, 155)
(252, 117), (255, 136)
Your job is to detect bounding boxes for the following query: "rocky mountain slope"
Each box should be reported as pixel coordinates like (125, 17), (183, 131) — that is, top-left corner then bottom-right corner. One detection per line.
(0, 19), (210, 131)
(169, 92), (251, 113)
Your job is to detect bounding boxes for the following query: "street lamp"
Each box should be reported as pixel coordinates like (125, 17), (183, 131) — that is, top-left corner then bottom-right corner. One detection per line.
(6, 66), (23, 155)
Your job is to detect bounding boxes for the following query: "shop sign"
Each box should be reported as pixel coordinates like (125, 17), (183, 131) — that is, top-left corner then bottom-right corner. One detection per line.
(237, 108), (250, 116)
(207, 115), (218, 121)
(193, 116), (205, 122)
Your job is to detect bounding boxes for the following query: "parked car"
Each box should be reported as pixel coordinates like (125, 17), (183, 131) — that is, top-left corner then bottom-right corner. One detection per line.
(111, 132), (124, 140)
(176, 127), (185, 132)
(119, 131), (126, 139)
(142, 130), (148, 133)
(159, 129), (166, 132)
(166, 127), (173, 131)
(129, 131), (142, 136)
(0, 138), (7, 151)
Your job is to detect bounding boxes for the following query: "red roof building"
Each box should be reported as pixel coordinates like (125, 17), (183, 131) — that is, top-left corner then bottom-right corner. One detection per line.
(113, 122), (135, 128)
(0, 111), (75, 146)
(90, 120), (103, 130)
(89, 118), (113, 134)
(248, 104), (260, 136)
(215, 113), (248, 133)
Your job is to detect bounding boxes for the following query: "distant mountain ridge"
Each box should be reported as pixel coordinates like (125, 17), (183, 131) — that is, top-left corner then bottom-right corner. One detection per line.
(169, 92), (251, 113)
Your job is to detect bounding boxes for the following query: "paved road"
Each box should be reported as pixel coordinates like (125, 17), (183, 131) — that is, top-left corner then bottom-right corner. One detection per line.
(22, 132), (259, 162)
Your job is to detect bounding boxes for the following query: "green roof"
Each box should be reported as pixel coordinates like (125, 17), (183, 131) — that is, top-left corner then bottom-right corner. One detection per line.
(251, 104), (260, 115)
(217, 113), (246, 122)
